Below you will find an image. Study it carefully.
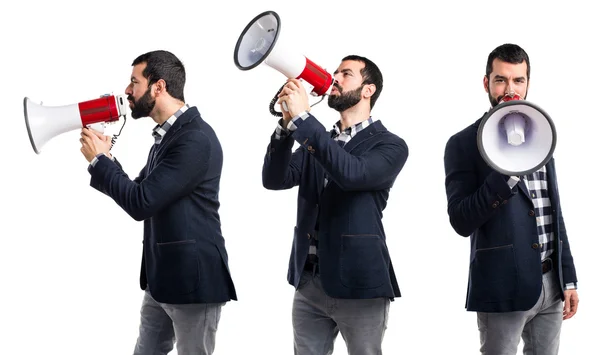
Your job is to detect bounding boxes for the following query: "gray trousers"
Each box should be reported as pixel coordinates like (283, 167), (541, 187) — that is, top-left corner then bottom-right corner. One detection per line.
(477, 271), (563, 355)
(292, 270), (390, 355)
(133, 289), (225, 355)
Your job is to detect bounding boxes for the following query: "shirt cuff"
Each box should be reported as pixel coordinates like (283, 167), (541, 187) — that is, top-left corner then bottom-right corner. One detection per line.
(286, 111), (310, 132)
(274, 120), (289, 140)
(506, 175), (520, 189)
(90, 153), (114, 167)
(565, 282), (577, 290)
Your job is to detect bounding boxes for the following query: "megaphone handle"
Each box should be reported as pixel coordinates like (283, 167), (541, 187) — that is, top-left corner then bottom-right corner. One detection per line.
(87, 122), (106, 134)
(269, 83), (287, 117)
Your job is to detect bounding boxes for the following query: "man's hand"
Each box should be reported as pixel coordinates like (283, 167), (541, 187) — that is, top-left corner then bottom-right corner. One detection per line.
(80, 127), (112, 162)
(563, 289), (579, 320)
(277, 78), (310, 127)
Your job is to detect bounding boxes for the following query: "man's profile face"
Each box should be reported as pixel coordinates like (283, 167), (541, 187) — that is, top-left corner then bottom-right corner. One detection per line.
(328, 60), (367, 112)
(124, 63), (156, 119)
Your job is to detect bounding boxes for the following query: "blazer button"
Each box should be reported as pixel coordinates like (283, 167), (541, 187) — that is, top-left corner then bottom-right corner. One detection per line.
(492, 201), (499, 208)
(529, 210), (535, 216)
(532, 243), (539, 249)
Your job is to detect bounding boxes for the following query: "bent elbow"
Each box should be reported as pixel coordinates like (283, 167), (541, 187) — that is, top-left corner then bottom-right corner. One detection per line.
(127, 205), (155, 222)
(448, 210), (474, 238)
(262, 177), (282, 190)
(129, 210), (149, 222)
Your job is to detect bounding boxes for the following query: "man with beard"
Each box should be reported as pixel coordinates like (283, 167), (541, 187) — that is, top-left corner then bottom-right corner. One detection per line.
(262, 55), (408, 354)
(443, 43), (579, 355)
(79, 50), (237, 355)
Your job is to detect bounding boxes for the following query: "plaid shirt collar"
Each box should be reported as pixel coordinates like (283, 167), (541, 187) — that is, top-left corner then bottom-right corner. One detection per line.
(152, 104), (190, 144)
(331, 116), (375, 141)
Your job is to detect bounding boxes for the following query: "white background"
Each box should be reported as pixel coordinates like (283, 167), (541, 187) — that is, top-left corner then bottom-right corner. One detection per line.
(1, 0), (598, 354)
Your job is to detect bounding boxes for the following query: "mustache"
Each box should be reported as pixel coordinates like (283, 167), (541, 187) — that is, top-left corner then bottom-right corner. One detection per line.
(333, 83), (343, 92)
(127, 95), (135, 102)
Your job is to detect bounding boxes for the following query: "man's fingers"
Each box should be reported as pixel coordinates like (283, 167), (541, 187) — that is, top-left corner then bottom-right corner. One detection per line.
(90, 129), (106, 139)
(562, 293), (579, 320)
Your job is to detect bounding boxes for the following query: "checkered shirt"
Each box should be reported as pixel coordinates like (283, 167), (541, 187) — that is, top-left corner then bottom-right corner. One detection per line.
(152, 104), (189, 144)
(519, 167), (576, 290)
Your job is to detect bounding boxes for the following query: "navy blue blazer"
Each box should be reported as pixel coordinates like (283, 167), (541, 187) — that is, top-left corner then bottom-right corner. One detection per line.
(263, 114), (409, 299)
(88, 107), (237, 304)
(444, 115), (578, 312)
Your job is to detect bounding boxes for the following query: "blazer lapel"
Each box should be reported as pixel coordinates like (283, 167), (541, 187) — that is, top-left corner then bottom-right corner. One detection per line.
(153, 108), (197, 160)
(342, 121), (382, 153)
(517, 178), (531, 199)
(545, 158), (559, 205)
(317, 121), (383, 196)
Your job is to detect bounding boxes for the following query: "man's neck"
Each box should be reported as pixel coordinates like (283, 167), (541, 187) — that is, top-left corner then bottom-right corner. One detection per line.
(151, 100), (186, 125)
(338, 105), (371, 131)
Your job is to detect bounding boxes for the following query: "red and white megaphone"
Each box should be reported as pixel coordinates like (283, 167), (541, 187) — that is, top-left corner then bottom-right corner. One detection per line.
(477, 93), (557, 176)
(24, 94), (129, 154)
(233, 10), (334, 114)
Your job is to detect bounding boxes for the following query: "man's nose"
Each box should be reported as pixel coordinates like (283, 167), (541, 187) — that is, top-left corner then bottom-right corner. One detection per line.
(505, 84), (516, 97)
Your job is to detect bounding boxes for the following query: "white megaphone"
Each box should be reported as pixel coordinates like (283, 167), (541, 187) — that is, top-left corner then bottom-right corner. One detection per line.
(477, 96), (557, 176)
(24, 94), (129, 154)
(233, 10), (334, 115)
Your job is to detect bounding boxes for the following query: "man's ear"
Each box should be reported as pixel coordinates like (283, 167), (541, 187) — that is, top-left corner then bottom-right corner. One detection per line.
(362, 83), (376, 99)
(155, 79), (166, 95)
(483, 75), (489, 94)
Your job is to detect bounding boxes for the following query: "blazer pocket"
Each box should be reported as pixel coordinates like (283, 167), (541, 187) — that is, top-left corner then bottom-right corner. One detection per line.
(156, 240), (199, 295)
(339, 234), (387, 289)
(470, 244), (518, 303)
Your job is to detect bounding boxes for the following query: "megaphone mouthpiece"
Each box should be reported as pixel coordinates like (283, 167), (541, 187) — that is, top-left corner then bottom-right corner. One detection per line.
(477, 100), (557, 176)
(502, 111), (528, 146)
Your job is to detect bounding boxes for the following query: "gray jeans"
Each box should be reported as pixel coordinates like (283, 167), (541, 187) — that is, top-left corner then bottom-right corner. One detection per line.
(477, 271), (563, 355)
(292, 270), (390, 355)
(133, 289), (225, 355)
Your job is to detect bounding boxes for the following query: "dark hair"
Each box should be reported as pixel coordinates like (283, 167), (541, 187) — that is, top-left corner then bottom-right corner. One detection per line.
(341, 54), (383, 109)
(131, 50), (186, 102)
(486, 43), (530, 80)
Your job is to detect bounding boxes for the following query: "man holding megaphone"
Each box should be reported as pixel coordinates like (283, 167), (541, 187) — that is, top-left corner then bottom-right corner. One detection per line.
(262, 55), (409, 354)
(443, 43), (579, 355)
(79, 50), (237, 355)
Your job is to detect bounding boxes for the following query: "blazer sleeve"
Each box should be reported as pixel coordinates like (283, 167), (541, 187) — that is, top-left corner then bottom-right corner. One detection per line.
(88, 131), (211, 221)
(288, 114), (408, 191)
(558, 207), (578, 287)
(549, 161), (578, 287)
(443, 133), (517, 237)
(262, 129), (303, 190)
(89, 157), (145, 195)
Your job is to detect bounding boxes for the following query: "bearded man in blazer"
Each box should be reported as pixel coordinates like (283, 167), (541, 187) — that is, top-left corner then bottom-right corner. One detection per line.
(79, 50), (237, 355)
(443, 43), (579, 355)
(262, 54), (409, 355)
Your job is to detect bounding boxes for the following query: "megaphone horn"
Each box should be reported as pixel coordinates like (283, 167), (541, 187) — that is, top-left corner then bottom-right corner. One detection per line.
(477, 99), (557, 176)
(233, 10), (334, 115)
(24, 94), (129, 154)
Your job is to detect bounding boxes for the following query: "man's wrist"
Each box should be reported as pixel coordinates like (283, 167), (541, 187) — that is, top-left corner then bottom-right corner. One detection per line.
(286, 111), (309, 132)
(90, 152), (114, 167)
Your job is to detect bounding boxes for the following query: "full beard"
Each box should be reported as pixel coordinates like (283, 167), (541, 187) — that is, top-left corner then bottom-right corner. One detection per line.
(129, 87), (156, 119)
(328, 84), (363, 112)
